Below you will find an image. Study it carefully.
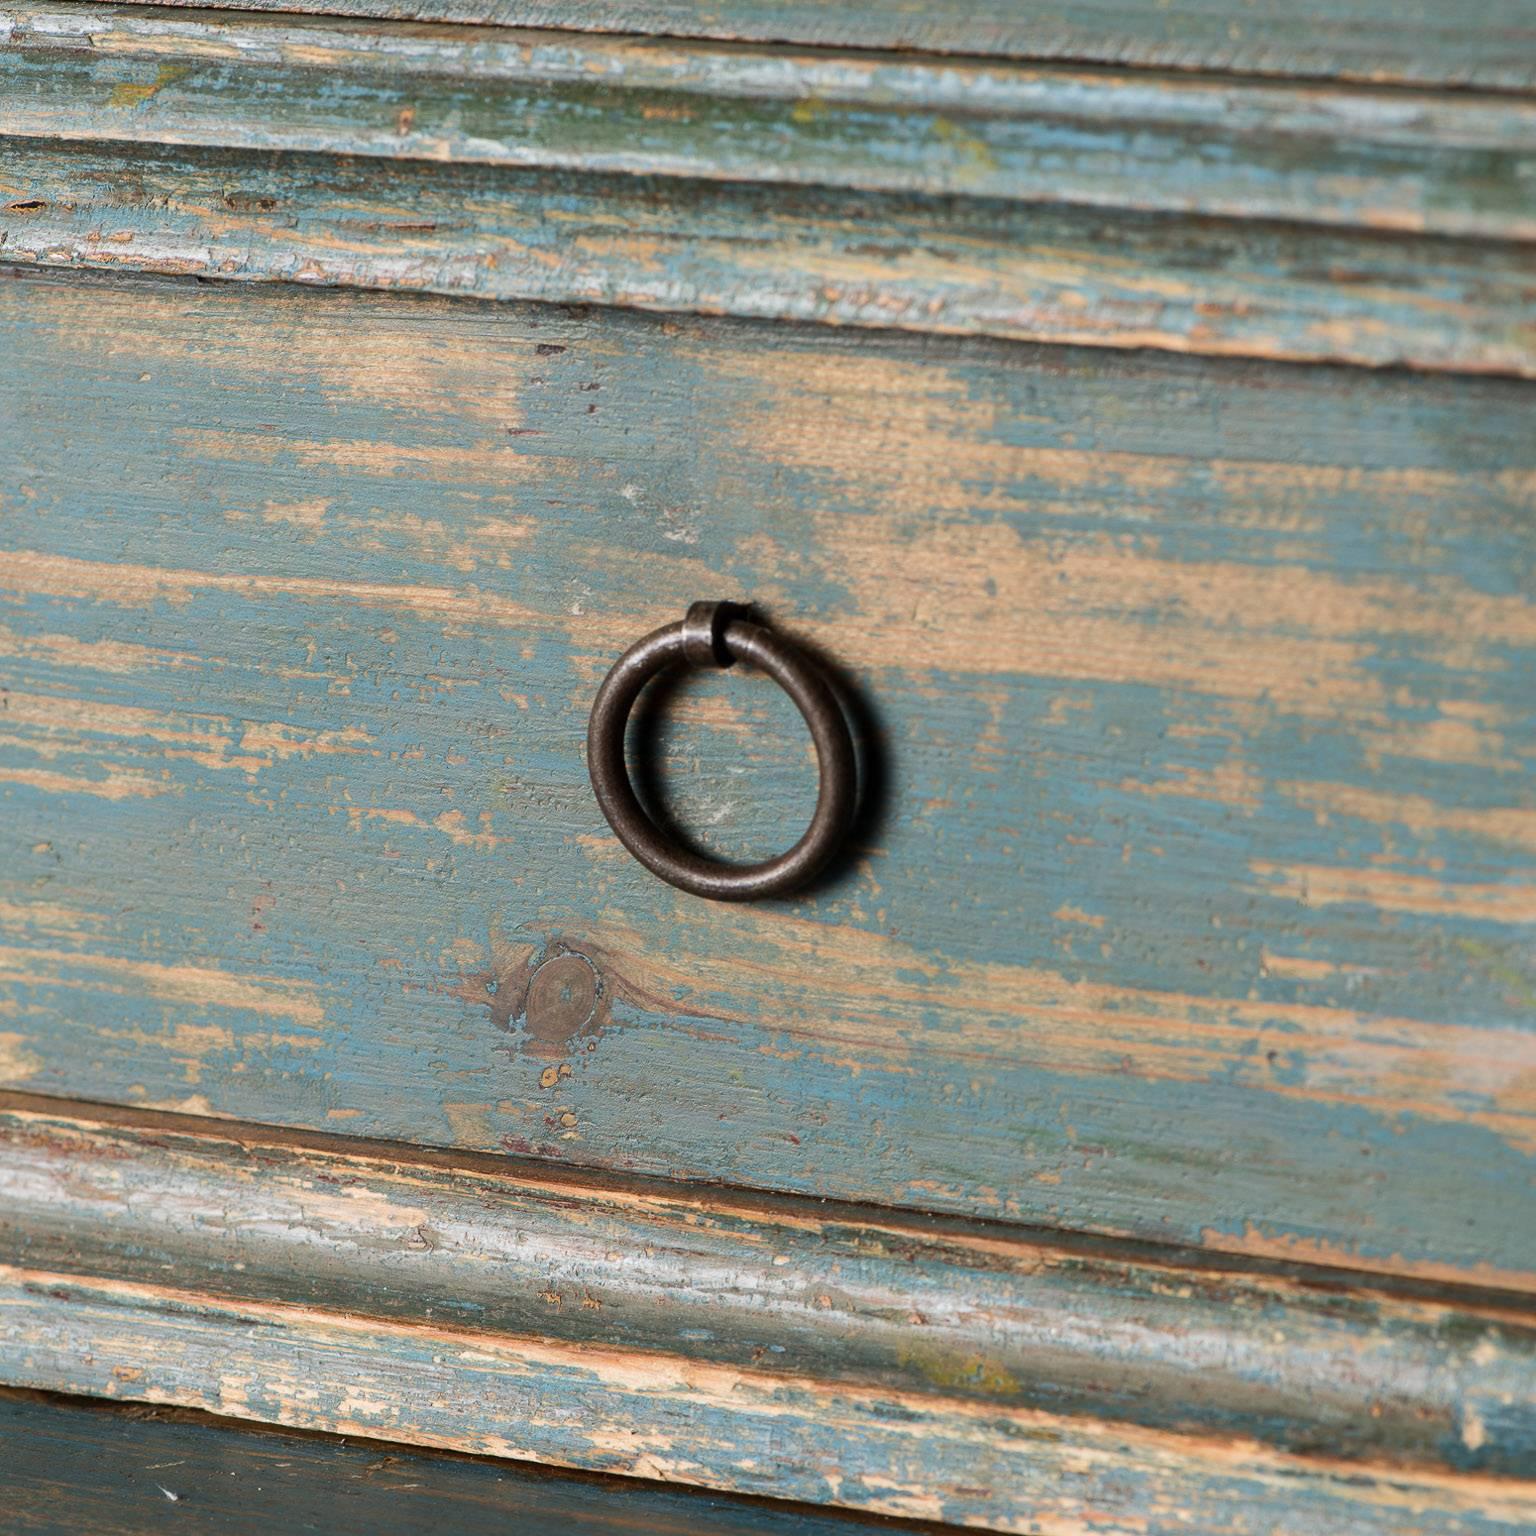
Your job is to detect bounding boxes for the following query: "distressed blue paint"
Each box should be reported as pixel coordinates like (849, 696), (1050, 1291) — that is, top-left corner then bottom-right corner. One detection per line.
(5, 1390), (915, 1536)
(6, 136), (1536, 376)
(0, 270), (1533, 1285)
(8, 3), (1536, 240)
(5, 1103), (1536, 1477)
(67, 0), (1536, 92)
(7, 1262), (1535, 1532)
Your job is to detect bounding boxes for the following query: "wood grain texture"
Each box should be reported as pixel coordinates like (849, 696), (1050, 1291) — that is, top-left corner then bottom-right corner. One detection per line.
(4, 1096), (1535, 1478)
(1, 266), (1533, 1287)
(5, 1261), (1536, 1532)
(10, 3), (1536, 241)
(91, 0), (1536, 92)
(5, 1389), (930, 1536)
(6, 137), (1536, 376)
(5, 4), (1536, 376)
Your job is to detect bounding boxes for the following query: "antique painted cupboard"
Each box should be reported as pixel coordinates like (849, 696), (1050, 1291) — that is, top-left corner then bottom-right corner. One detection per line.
(2, 0), (1535, 1528)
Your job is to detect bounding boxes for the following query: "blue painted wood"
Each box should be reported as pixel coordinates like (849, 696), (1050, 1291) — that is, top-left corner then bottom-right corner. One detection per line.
(6, 3), (1536, 376)
(5, 1388), (918, 1536)
(6, 1097), (1535, 1477)
(10, 3), (1536, 240)
(11, 135), (1536, 376)
(87, 0), (1536, 91)
(1, 268), (1532, 1287)
(7, 1264), (1535, 1533)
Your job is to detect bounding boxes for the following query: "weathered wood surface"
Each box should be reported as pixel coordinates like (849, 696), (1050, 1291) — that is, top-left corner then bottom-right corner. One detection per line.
(10, 4), (1536, 242)
(6, 137), (1536, 377)
(5, 1261), (1535, 1532)
(6, 1389), (922, 1536)
(4, 1096), (1535, 1478)
(5, 6), (1536, 378)
(96, 0), (1536, 93)
(1, 267), (1534, 1287)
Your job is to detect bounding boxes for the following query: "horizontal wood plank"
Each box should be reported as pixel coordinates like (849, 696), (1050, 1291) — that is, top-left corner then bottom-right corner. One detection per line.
(9, 4), (1536, 241)
(93, 0), (1536, 93)
(4, 1089), (1535, 1536)
(5, 5), (1536, 373)
(1, 268), (1533, 1286)
(4, 1262), (1534, 1532)
(5, 137), (1536, 375)
(5, 1387), (928, 1536)
(3, 1096), (1534, 1478)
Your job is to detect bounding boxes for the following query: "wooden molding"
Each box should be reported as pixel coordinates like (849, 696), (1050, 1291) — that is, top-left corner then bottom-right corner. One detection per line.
(3, 4), (1536, 372)
(38, 0), (1536, 92)
(8, 4), (1536, 240)
(3, 1388), (948, 1535)
(6, 137), (1535, 377)
(2, 1095), (1534, 1530)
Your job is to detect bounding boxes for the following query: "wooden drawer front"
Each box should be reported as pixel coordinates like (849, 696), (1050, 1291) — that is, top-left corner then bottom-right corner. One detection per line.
(2, 268), (1533, 1288)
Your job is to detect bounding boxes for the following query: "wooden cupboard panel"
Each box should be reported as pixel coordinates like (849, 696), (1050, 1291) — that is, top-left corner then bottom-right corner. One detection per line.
(1, 269), (1533, 1285)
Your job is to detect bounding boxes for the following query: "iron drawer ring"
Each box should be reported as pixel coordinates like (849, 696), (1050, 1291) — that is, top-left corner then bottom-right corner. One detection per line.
(586, 602), (857, 901)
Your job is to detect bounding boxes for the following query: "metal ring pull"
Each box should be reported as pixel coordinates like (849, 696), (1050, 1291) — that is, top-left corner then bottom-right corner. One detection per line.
(587, 602), (857, 900)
